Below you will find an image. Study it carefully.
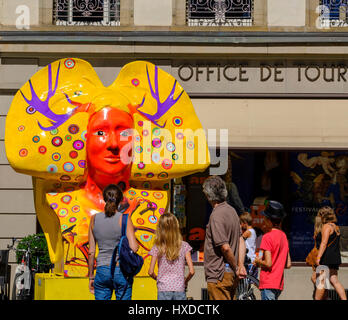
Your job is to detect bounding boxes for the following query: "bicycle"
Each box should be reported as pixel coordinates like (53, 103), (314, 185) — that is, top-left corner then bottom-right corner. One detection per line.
(9, 235), (48, 300)
(237, 273), (261, 300)
(237, 262), (261, 300)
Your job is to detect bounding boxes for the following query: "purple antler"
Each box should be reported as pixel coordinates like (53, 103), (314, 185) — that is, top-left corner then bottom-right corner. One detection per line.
(20, 62), (77, 131)
(137, 65), (184, 128)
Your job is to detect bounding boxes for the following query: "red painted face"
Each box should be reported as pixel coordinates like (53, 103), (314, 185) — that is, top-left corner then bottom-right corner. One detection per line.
(86, 107), (133, 178)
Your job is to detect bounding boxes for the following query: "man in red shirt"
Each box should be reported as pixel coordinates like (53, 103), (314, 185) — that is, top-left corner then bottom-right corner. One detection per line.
(254, 200), (292, 300)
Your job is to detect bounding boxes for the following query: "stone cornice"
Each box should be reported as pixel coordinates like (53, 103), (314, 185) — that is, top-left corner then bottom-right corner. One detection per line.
(2, 31), (348, 44)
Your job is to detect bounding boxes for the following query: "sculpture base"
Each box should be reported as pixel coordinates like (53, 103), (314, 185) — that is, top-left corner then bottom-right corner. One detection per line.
(34, 273), (157, 300)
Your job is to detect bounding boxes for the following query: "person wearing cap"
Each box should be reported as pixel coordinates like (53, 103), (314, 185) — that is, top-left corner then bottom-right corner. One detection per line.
(202, 175), (247, 300)
(253, 200), (291, 300)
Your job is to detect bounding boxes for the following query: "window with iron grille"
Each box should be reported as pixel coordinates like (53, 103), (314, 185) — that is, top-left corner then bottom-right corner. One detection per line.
(187, 0), (253, 27)
(53, 0), (120, 26)
(319, 0), (348, 27)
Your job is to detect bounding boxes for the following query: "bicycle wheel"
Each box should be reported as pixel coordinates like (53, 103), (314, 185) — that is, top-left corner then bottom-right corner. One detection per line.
(247, 274), (261, 300)
(237, 278), (250, 300)
(237, 275), (261, 300)
(12, 273), (25, 300)
(25, 271), (35, 300)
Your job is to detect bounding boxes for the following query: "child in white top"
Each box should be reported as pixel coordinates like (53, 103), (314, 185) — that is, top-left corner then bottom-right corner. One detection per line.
(240, 212), (257, 277)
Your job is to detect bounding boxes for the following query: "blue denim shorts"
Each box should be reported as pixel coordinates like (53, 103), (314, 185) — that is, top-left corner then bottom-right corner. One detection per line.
(94, 265), (133, 300)
(261, 289), (282, 300)
(157, 291), (187, 300)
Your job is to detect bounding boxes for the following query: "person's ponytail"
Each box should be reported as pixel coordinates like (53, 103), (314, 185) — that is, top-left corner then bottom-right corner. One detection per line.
(104, 200), (118, 217)
(103, 184), (123, 217)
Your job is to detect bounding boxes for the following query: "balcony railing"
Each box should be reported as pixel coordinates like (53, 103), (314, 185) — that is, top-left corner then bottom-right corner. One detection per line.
(319, 0), (348, 28)
(186, 0), (253, 27)
(53, 0), (120, 26)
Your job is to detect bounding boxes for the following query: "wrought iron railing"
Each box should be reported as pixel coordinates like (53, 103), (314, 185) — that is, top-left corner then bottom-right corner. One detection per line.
(53, 0), (120, 26)
(187, 0), (253, 27)
(319, 0), (348, 28)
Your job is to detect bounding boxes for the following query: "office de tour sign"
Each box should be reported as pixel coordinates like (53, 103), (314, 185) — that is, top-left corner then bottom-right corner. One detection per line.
(172, 61), (348, 96)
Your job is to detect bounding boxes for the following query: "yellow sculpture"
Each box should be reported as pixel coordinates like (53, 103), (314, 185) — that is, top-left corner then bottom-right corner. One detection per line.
(5, 58), (210, 278)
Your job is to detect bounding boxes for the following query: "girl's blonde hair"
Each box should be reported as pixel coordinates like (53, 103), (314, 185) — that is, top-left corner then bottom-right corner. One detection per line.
(240, 212), (253, 226)
(318, 206), (337, 224)
(314, 215), (322, 238)
(154, 213), (182, 261)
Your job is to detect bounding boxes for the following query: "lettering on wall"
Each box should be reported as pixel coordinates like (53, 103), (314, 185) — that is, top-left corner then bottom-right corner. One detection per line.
(173, 62), (348, 95)
(177, 64), (348, 83)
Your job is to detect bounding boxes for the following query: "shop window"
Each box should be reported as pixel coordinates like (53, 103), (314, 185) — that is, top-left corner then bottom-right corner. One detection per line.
(319, 0), (348, 27)
(53, 0), (120, 26)
(181, 150), (348, 262)
(186, 0), (253, 27)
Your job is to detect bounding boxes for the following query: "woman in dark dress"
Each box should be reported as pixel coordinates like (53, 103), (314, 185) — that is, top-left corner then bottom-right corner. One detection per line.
(315, 206), (347, 300)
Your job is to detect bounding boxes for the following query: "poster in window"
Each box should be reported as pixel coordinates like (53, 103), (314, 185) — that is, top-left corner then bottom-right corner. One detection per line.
(289, 151), (348, 260)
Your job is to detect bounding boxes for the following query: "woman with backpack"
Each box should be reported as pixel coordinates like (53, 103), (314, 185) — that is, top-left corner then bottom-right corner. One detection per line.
(88, 184), (139, 300)
(148, 213), (195, 300)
